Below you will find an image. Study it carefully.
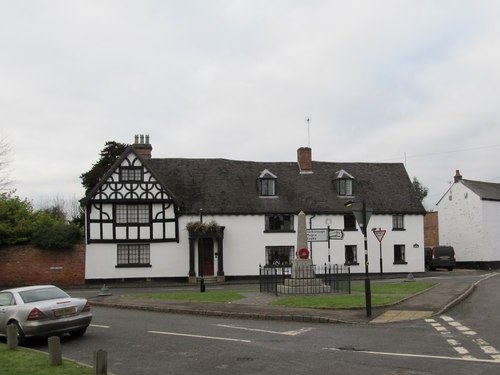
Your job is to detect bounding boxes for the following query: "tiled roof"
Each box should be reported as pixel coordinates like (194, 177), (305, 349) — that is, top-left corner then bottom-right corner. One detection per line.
(462, 179), (500, 201)
(145, 157), (425, 215)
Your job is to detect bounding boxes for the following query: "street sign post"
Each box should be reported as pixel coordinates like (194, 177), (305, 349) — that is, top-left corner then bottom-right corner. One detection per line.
(373, 229), (386, 243)
(306, 229), (329, 242)
(372, 228), (386, 276)
(329, 229), (344, 240)
(306, 228), (344, 264)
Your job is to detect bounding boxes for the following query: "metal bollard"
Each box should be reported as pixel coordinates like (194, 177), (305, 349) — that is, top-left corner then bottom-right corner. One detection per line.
(48, 336), (62, 365)
(6, 324), (18, 350)
(94, 349), (108, 375)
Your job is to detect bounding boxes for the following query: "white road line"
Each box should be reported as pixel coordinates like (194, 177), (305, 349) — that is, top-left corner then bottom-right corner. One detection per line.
(473, 339), (500, 355)
(428, 319), (471, 359)
(322, 347), (500, 364)
(437, 316), (500, 360)
(148, 330), (251, 343)
(90, 324), (110, 328)
(216, 324), (313, 336)
(440, 316), (454, 324)
(452, 346), (472, 357)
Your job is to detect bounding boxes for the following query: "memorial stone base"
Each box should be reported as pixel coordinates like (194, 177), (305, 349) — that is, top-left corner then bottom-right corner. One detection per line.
(277, 259), (331, 294)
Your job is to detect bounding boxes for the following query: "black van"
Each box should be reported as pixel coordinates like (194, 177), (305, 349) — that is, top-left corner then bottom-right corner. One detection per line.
(425, 246), (456, 271)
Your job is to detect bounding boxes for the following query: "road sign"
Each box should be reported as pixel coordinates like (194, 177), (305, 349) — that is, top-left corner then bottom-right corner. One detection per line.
(306, 229), (329, 242)
(373, 229), (386, 243)
(329, 229), (344, 240)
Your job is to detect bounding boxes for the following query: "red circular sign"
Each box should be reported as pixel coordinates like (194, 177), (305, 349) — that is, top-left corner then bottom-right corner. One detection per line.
(298, 248), (310, 259)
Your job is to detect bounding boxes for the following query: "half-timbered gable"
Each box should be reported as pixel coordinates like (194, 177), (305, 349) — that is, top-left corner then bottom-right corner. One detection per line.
(83, 147), (179, 244)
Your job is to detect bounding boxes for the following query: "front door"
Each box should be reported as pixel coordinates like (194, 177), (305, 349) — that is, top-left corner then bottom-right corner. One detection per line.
(198, 238), (214, 276)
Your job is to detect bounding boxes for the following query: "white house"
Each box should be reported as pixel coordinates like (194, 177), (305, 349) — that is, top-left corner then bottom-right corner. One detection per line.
(437, 170), (500, 268)
(81, 135), (426, 283)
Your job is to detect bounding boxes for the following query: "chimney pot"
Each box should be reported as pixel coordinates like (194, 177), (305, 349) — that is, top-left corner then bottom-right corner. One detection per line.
(454, 170), (462, 183)
(133, 134), (152, 159)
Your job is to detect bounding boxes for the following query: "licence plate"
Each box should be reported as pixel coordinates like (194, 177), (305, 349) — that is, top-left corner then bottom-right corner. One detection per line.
(53, 306), (77, 317)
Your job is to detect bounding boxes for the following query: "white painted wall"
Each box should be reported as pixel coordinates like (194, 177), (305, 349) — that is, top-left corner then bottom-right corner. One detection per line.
(308, 214), (425, 274)
(483, 200), (500, 262)
(437, 181), (500, 263)
(86, 211), (425, 279)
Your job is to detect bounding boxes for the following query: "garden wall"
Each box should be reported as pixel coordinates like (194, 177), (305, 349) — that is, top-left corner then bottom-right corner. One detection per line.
(424, 211), (439, 247)
(0, 244), (85, 287)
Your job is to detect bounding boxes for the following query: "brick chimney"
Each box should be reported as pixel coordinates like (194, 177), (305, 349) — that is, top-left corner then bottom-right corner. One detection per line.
(454, 169), (462, 183)
(297, 147), (313, 174)
(133, 134), (152, 159)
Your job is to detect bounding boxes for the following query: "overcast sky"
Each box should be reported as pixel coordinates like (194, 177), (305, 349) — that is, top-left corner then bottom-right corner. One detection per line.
(1, 1), (499, 211)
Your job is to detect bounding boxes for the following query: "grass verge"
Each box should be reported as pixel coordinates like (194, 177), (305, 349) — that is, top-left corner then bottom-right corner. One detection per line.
(272, 281), (434, 309)
(127, 281), (434, 309)
(0, 343), (93, 375)
(129, 290), (251, 303)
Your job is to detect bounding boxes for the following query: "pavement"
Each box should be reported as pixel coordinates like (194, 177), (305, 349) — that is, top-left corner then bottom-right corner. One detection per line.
(87, 270), (494, 324)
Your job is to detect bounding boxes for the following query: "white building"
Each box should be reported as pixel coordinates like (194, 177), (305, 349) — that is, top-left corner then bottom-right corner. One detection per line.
(81, 135), (426, 283)
(437, 170), (500, 268)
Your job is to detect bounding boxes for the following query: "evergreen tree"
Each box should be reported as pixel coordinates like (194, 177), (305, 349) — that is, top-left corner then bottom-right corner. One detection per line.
(80, 141), (128, 194)
(412, 177), (429, 202)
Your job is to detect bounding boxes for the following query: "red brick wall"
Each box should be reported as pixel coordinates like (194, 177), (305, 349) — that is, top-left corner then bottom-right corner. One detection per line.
(0, 244), (85, 287)
(424, 211), (439, 247)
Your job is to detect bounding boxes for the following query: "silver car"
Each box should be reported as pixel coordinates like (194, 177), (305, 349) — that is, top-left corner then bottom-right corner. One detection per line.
(0, 285), (92, 345)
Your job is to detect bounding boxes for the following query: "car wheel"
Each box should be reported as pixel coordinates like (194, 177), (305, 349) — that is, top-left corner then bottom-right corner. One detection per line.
(448, 267), (453, 271)
(69, 327), (87, 337)
(11, 321), (27, 346)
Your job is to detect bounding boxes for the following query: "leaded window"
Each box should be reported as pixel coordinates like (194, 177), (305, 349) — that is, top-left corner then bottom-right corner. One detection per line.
(265, 214), (294, 231)
(117, 244), (150, 266)
(120, 166), (143, 181)
(116, 204), (150, 224)
(266, 246), (293, 266)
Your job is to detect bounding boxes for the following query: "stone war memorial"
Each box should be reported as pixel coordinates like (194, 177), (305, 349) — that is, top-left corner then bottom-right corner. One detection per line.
(277, 211), (332, 294)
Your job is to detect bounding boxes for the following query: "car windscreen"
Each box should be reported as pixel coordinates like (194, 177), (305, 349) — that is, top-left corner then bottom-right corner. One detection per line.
(19, 287), (70, 303)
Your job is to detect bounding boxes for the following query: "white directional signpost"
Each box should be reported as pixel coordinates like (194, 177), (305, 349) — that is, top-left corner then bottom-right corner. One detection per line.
(329, 229), (344, 240)
(372, 228), (386, 276)
(306, 229), (329, 242)
(306, 227), (344, 263)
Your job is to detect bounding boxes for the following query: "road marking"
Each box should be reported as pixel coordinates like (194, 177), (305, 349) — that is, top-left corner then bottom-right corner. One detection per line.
(90, 324), (110, 328)
(148, 330), (251, 343)
(322, 347), (500, 364)
(216, 324), (313, 336)
(428, 315), (500, 362)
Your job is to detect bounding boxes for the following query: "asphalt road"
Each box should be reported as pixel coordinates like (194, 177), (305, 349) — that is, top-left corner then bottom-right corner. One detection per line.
(26, 272), (500, 375)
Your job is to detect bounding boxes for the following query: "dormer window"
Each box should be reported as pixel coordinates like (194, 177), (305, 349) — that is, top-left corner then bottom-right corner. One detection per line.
(335, 169), (354, 196)
(259, 169), (277, 197)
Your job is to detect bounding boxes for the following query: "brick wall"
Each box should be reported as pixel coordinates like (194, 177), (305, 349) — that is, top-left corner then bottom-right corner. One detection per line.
(424, 211), (439, 247)
(0, 244), (85, 287)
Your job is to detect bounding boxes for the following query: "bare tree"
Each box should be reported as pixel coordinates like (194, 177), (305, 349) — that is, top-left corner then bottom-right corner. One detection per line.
(0, 135), (12, 191)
